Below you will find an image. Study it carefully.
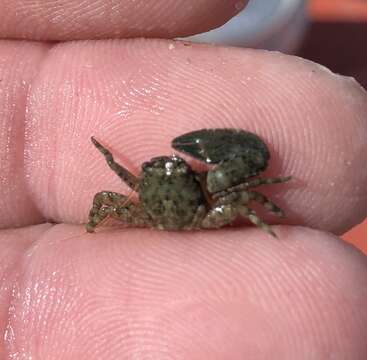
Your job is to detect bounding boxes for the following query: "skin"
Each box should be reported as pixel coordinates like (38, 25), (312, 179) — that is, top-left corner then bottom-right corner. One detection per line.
(0, 2), (367, 359)
(0, 0), (245, 40)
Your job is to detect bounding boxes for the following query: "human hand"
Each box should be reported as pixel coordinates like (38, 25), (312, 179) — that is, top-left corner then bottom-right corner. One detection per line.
(1, 2), (367, 359)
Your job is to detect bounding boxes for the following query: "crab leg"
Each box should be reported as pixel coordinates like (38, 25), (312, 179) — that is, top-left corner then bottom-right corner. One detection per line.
(238, 206), (277, 238)
(213, 190), (284, 217)
(212, 176), (291, 199)
(86, 191), (130, 232)
(91, 137), (139, 189)
(201, 203), (277, 237)
(247, 191), (285, 217)
(201, 204), (238, 229)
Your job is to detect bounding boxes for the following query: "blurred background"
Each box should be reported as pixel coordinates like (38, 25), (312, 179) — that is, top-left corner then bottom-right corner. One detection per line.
(185, 0), (367, 253)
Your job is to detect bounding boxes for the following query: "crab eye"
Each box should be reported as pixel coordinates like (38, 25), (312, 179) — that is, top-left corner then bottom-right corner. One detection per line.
(165, 161), (174, 175)
(142, 162), (153, 172)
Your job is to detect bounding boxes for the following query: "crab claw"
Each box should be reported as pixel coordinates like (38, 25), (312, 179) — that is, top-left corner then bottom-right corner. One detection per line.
(171, 130), (211, 163)
(171, 128), (270, 166)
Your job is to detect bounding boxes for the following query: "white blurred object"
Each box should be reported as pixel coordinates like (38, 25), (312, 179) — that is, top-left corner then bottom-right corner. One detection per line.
(183, 0), (308, 53)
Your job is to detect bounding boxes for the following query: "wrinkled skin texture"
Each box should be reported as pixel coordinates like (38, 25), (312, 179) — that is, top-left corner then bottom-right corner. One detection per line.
(1, 2), (367, 359)
(0, 0), (246, 40)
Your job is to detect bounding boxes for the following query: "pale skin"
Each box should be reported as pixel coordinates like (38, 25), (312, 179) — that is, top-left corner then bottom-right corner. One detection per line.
(1, 1), (367, 359)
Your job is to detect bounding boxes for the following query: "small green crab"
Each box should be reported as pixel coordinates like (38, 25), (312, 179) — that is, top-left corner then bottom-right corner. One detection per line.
(86, 129), (291, 237)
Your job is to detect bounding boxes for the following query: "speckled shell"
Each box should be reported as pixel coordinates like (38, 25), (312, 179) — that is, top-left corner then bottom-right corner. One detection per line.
(139, 156), (204, 230)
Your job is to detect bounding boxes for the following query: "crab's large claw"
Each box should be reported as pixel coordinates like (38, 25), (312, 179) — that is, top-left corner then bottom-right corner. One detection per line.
(171, 128), (270, 166)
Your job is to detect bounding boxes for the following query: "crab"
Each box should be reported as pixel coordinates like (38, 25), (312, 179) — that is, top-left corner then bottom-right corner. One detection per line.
(85, 129), (291, 237)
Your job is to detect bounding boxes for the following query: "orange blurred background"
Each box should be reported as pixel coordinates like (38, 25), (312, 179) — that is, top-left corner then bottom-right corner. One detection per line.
(310, 0), (367, 21)
(304, 0), (367, 254)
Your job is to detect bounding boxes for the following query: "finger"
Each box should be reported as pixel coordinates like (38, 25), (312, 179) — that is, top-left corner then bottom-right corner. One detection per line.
(0, 0), (246, 41)
(0, 41), (50, 227)
(0, 223), (52, 360)
(8, 40), (364, 234)
(1, 225), (367, 358)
